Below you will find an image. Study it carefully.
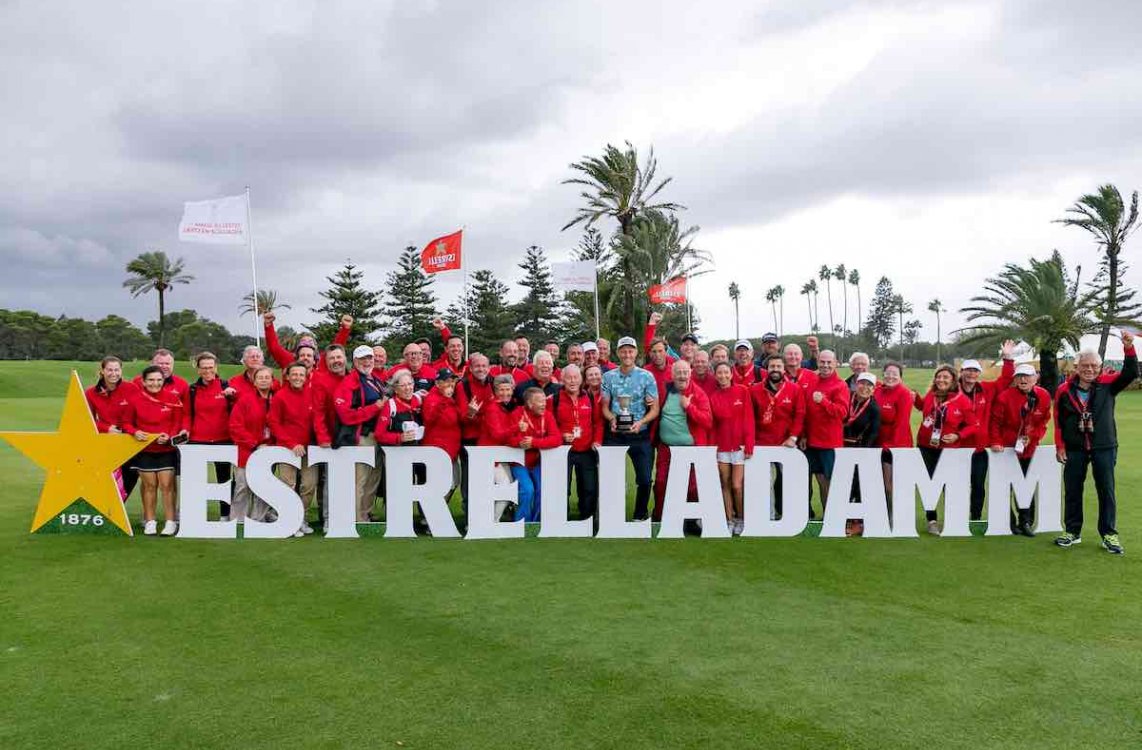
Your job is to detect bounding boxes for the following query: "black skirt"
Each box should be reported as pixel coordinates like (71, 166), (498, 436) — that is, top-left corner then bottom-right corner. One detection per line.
(131, 450), (177, 473)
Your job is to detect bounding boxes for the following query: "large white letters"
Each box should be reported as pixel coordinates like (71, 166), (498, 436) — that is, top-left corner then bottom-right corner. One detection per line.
(741, 448), (809, 537)
(307, 446), (373, 539)
(890, 448), (972, 537)
(986, 447), (1062, 535)
(821, 448), (892, 538)
(657, 447), (728, 538)
(596, 446), (650, 539)
(538, 446), (593, 538)
(243, 447), (305, 539)
(382, 446), (461, 538)
(176, 443), (238, 539)
(463, 446), (526, 540)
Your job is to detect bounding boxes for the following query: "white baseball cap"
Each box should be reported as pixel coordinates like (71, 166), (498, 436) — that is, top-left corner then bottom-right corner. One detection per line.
(352, 345), (374, 359)
(961, 359), (982, 371)
(1014, 364), (1037, 377)
(735, 339), (752, 350)
(616, 336), (638, 349)
(581, 341), (598, 353)
(856, 372), (877, 385)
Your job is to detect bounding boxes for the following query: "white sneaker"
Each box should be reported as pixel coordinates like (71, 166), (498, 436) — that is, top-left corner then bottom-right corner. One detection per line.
(143, 520), (158, 536)
(926, 519), (940, 536)
(293, 528), (305, 538)
(220, 515), (230, 523)
(161, 521), (178, 536)
(301, 523), (314, 535)
(734, 519), (744, 536)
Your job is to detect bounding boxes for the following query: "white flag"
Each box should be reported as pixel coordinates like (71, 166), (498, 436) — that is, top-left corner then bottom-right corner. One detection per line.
(551, 260), (596, 292)
(178, 194), (249, 245)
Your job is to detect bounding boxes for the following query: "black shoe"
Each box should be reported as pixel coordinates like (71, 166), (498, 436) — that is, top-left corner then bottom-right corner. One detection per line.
(1018, 521), (1035, 538)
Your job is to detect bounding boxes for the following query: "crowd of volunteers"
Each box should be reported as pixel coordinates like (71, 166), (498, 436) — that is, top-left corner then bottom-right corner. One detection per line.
(84, 309), (1137, 553)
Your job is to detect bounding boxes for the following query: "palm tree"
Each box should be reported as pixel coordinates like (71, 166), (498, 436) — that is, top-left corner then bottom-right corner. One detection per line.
(848, 268), (862, 334)
(765, 287), (779, 333)
(774, 284), (786, 336)
(834, 264), (848, 335)
(807, 279), (819, 332)
(123, 251), (194, 347)
(728, 282), (741, 339)
(240, 289), (291, 317)
(800, 282), (815, 332)
(562, 142), (683, 236)
(927, 298), (946, 362)
(1055, 184), (1139, 358)
(605, 210), (710, 334)
(957, 251), (1104, 393)
(819, 265), (835, 347)
(891, 294), (913, 362)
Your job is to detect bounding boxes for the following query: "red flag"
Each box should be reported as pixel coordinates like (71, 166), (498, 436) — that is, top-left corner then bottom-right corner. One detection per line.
(420, 230), (463, 274)
(648, 276), (687, 304)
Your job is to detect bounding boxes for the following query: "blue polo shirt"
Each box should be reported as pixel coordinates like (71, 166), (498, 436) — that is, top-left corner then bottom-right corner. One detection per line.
(601, 365), (658, 422)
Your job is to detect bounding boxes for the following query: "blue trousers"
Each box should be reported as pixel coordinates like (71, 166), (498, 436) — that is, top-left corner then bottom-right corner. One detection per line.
(511, 465), (542, 522)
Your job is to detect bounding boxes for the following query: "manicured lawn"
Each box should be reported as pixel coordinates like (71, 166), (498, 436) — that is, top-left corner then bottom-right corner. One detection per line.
(1, 360), (1139, 749)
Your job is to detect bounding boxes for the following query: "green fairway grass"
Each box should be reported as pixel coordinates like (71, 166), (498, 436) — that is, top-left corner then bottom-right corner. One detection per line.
(1, 361), (1139, 749)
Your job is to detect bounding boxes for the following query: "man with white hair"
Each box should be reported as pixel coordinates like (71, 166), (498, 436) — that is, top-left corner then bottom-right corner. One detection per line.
(845, 352), (871, 392)
(1053, 333), (1137, 554)
(513, 350), (561, 405)
(229, 344), (280, 399)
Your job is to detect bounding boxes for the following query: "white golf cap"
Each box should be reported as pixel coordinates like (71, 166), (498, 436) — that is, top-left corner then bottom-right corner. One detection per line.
(616, 336), (638, 349)
(856, 372), (877, 385)
(352, 345), (374, 359)
(735, 339), (752, 350)
(961, 359), (982, 371)
(1014, 363), (1037, 376)
(581, 341), (598, 353)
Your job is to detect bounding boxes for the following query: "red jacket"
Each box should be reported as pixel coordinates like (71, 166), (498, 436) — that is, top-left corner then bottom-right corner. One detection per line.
(310, 368), (345, 446)
(488, 363), (531, 384)
(422, 388), (463, 460)
(432, 324), (468, 378)
(989, 385), (1051, 457)
(957, 359), (1015, 450)
(85, 379), (138, 433)
(229, 391), (273, 467)
(123, 389), (184, 454)
(132, 373), (189, 403)
(804, 373), (850, 449)
(374, 394), (424, 446)
(645, 358), (675, 402)
(229, 369), (281, 402)
(708, 383), (754, 454)
(786, 367), (819, 392)
(508, 406), (561, 467)
(692, 370), (717, 396)
(268, 383), (314, 449)
(386, 362), (438, 393)
(874, 383), (915, 449)
(750, 379), (805, 446)
(332, 369), (387, 445)
(552, 388), (605, 452)
(455, 375), (495, 442)
(478, 401), (520, 447)
(731, 362), (762, 388)
(657, 381), (713, 446)
(264, 321), (350, 372)
(183, 377), (233, 443)
(915, 391), (976, 448)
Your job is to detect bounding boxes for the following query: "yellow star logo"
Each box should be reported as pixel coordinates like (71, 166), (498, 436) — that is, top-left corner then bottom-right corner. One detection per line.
(0, 371), (154, 535)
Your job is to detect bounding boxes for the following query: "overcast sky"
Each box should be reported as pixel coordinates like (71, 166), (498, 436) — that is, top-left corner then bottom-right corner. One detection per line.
(4, 0), (1140, 356)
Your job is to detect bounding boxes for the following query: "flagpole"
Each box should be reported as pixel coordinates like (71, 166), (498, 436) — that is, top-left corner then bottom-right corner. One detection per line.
(245, 186), (261, 349)
(461, 226), (469, 357)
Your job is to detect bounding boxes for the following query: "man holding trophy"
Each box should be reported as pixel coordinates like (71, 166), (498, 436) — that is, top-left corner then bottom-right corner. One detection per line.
(601, 336), (661, 521)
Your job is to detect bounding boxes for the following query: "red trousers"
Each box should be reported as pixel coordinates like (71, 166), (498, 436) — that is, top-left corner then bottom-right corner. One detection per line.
(653, 444), (699, 522)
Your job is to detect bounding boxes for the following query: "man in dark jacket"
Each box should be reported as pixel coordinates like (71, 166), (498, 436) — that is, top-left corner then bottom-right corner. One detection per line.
(1053, 332), (1137, 554)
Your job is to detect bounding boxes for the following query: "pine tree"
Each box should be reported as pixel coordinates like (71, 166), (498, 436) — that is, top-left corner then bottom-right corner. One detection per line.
(309, 263), (383, 344)
(379, 246), (439, 351)
(512, 245), (565, 344)
(864, 276), (897, 351)
(444, 269), (515, 357)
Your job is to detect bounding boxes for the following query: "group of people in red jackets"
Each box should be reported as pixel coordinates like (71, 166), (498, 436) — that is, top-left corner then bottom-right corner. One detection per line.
(85, 308), (1137, 552)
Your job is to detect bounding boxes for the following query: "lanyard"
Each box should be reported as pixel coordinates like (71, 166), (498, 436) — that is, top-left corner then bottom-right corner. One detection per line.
(846, 395), (871, 426)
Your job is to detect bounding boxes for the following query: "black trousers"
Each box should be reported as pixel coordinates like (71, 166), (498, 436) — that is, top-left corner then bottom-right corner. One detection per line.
(604, 431), (653, 520)
(568, 449), (599, 520)
(969, 450), (988, 521)
(1063, 448), (1118, 537)
(919, 447), (941, 522)
(459, 439), (478, 514)
(1009, 456), (1034, 529)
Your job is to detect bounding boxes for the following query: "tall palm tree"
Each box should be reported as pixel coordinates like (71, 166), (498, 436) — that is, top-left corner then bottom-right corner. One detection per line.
(562, 142), (683, 236)
(848, 268), (862, 334)
(834, 264), (848, 336)
(800, 282), (815, 332)
(774, 284), (786, 336)
(957, 251), (1104, 392)
(1055, 184), (1139, 358)
(927, 298), (946, 362)
(240, 289), (291, 317)
(728, 282), (741, 339)
(818, 265), (835, 347)
(123, 251), (194, 347)
(765, 287), (779, 333)
(892, 294), (913, 362)
(807, 279), (819, 332)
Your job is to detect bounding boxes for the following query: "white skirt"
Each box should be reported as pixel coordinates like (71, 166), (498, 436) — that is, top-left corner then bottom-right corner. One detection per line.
(716, 449), (745, 465)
